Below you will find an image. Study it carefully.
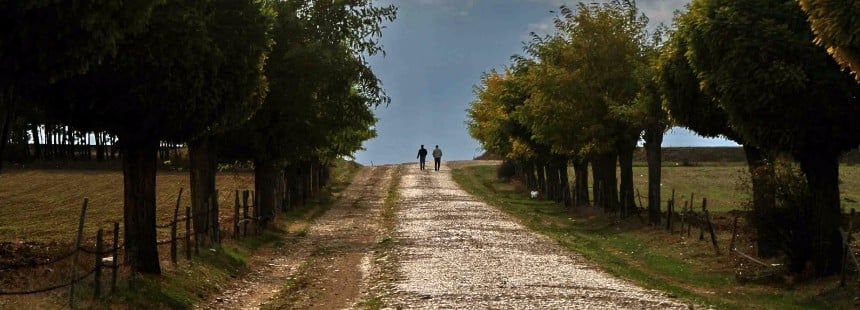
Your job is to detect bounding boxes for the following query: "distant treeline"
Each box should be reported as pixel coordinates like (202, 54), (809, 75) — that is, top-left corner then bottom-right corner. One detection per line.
(478, 147), (860, 164)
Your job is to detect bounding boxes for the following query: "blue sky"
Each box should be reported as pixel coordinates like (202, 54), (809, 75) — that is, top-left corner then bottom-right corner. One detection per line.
(354, 0), (738, 165)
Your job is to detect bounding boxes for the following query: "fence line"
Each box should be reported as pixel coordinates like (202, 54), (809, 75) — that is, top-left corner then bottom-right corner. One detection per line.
(0, 188), (261, 302)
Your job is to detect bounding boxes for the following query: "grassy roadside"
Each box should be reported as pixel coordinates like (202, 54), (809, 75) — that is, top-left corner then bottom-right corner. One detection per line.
(357, 164), (402, 310)
(113, 159), (363, 309)
(452, 164), (856, 310)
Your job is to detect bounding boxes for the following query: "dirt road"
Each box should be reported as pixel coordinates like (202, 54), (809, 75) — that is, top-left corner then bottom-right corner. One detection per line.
(198, 162), (690, 309)
(196, 165), (396, 309)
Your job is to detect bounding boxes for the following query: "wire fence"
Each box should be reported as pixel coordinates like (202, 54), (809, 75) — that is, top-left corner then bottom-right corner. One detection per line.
(0, 188), (262, 308)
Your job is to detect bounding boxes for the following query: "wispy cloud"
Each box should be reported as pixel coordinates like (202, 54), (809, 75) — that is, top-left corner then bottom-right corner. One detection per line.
(415, 0), (478, 16)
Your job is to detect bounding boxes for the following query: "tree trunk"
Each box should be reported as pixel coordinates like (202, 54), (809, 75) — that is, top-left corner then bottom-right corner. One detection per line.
(276, 166), (286, 212)
(798, 151), (843, 276)
(30, 124), (41, 160)
(254, 159), (278, 227)
(121, 137), (161, 274)
(559, 160), (571, 207)
(742, 144), (778, 257)
(189, 137), (217, 240)
(644, 127), (663, 225)
(591, 159), (601, 207)
(95, 131), (105, 161)
(594, 152), (619, 212)
(573, 158), (589, 207)
(304, 163), (312, 200)
(618, 146), (635, 218)
(0, 90), (16, 172)
(521, 160), (534, 190)
(536, 160), (547, 199)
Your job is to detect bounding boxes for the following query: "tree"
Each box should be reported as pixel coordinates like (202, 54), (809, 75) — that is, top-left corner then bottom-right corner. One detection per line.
(658, 24), (780, 256)
(518, 2), (650, 213)
(44, 0), (271, 274)
(219, 0), (395, 223)
(683, 0), (860, 275)
(187, 0), (274, 243)
(637, 53), (670, 225)
(0, 0), (160, 171)
(798, 0), (860, 81)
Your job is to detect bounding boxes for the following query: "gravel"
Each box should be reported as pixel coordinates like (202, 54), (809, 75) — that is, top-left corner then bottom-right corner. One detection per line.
(383, 163), (692, 309)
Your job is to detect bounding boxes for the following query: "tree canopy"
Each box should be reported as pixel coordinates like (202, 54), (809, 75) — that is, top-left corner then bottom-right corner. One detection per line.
(798, 0), (860, 81)
(682, 0), (860, 274)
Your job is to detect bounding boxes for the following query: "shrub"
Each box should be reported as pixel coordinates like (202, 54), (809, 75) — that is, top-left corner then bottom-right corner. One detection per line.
(496, 160), (517, 180)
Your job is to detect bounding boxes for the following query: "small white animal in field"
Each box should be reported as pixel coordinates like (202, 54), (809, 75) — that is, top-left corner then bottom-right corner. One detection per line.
(530, 191), (539, 199)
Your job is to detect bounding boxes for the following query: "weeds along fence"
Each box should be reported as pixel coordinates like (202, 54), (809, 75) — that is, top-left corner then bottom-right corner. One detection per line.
(0, 188), (261, 308)
(638, 188), (860, 285)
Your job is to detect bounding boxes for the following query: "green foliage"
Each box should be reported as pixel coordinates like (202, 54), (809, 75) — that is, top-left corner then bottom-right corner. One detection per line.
(46, 0), (272, 142)
(220, 0), (395, 165)
(657, 27), (735, 140)
(516, 1), (653, 158)
(682, 0), (860, 158)
(0, 0), (160, 86)
(798, 0), (860, 81)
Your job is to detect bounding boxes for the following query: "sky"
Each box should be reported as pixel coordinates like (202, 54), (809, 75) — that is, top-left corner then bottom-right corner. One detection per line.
(353, 0), (739, 166)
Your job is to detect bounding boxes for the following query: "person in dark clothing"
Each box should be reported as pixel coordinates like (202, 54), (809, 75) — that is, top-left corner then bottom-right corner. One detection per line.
(432, 145), (442, 171)
(417, 145), (428, 170)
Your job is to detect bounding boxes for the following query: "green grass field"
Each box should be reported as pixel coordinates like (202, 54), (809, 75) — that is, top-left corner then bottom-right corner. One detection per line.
(630, 164), (860, 212)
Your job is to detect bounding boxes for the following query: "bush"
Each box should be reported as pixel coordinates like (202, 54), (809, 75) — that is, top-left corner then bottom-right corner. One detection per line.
(496, 160), (517, 180)
(743, 160), (817, 273)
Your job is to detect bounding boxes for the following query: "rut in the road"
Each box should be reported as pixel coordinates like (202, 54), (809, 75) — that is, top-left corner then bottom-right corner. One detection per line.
(383, 163), (691, 309)
(195, 165), (394, 310)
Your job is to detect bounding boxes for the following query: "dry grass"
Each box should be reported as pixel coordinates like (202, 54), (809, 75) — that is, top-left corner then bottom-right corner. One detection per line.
(0, 169), (254, 243)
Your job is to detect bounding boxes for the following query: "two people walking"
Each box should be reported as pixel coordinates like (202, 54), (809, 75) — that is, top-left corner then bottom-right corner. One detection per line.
(416, 145), (443, 171)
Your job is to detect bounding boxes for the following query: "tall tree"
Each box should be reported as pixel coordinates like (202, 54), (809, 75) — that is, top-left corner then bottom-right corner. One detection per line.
(44, 0), (271, 274)
(187, 0), (274, 243)
(219, 0), (395, 223)
(658, 24), (779, 256)
(519, 2), (650, 212)
(798, 0), (860, 81)
(683, 0), (860, 275)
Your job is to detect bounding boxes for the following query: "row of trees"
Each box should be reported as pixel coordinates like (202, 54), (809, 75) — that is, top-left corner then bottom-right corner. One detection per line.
(467, 0), (859, 277)
(0, 0), (395, 274)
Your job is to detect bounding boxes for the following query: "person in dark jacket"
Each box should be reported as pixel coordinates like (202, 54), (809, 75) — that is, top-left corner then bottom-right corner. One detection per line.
(417, 145), (428, 170)
(432, 145), (442, 171)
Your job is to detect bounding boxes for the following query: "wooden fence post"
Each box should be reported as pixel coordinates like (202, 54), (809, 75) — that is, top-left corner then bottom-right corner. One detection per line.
(172, 188), (182, 265)
(253, 190), (259, 233)
(111, 222), (119, 294)
(69, 197), (88, 309)
(234, 190), (240, 239)
(243, 190), (250, 237)
(185, 207), (192, 260)
(94, 228), (103, 299)
(729, 214), (739, 253)
(703, 198), (720, 254)
(841, 208), (855, 287)
(210, 190), (220, 243)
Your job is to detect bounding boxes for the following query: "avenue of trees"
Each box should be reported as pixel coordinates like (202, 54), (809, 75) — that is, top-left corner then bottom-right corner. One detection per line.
(0, 0), (395, 274)
(467, 0), (860, 277)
